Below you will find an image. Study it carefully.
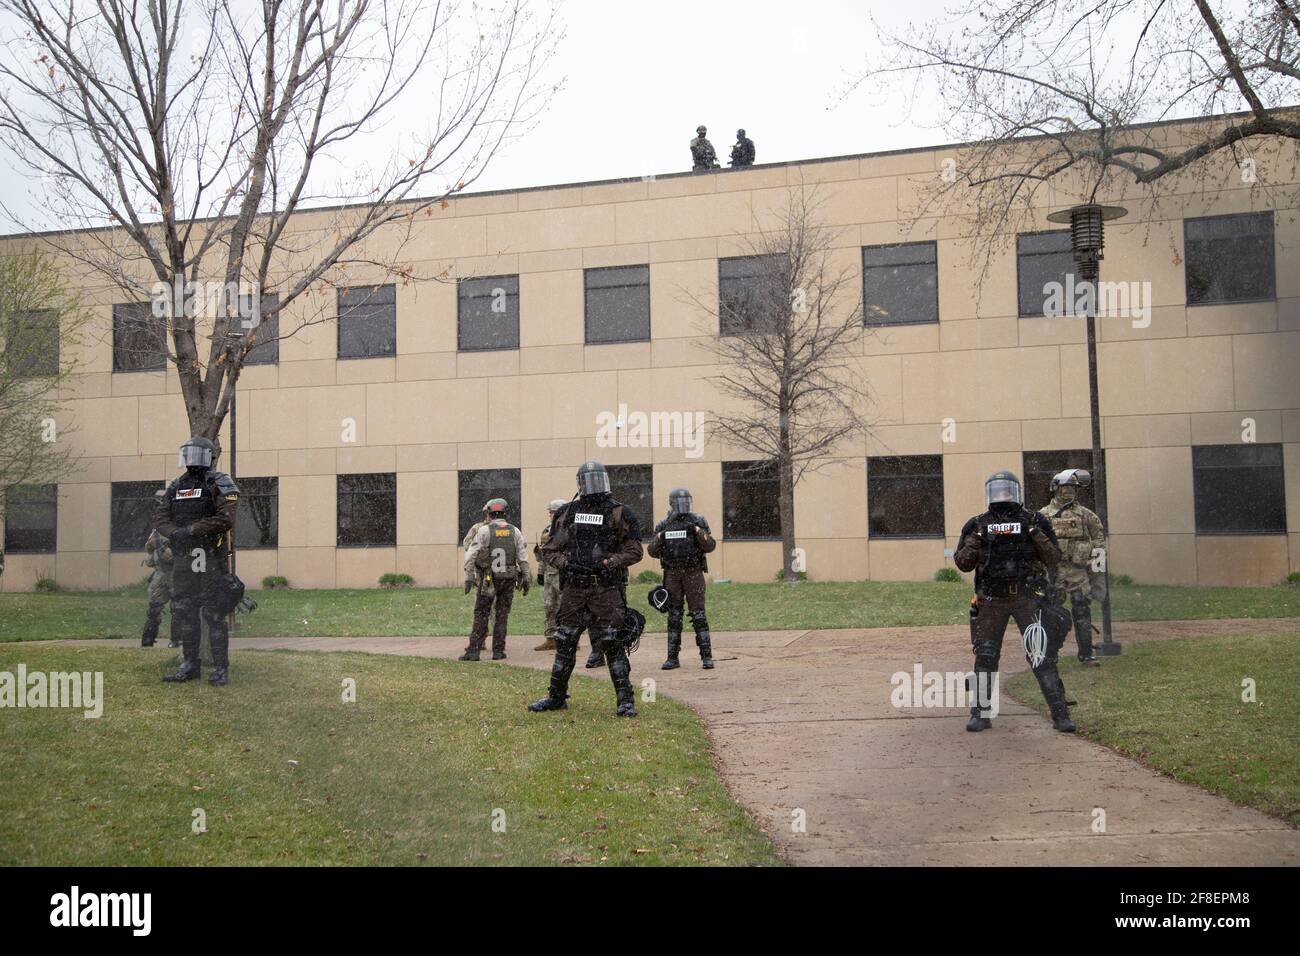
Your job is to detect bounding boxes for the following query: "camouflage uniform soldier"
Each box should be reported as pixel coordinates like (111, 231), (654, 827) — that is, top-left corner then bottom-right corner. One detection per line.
(462, 499), (498, 599)
(140, 524), (177, 648)
(460, 499), (530, 661)
(533, 499), (567, 651)
(1039, 469), (1106, 665)
(690, 125), (719, 171)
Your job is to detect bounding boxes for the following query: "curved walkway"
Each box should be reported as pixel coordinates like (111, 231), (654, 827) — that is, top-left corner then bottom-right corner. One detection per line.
(63, 617), (1300, 865)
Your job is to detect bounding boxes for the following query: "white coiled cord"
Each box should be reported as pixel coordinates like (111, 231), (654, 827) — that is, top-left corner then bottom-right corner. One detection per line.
(1022, 612), (1048, 669)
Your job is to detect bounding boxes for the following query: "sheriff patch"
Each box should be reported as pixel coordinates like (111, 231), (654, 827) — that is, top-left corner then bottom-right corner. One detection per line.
(987, 522), (1022, 534)
(493, 529), (512, 537)
(175, 488), (202, 500)
(573, 513), (604, 526)
(664, 530), (689, 539)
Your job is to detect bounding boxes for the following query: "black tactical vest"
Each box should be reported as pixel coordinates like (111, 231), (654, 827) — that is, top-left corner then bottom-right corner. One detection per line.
(166, 470), (236, 552)
(562, 495), (621, 568)
(977, 508), (1041, 583)
(656, 513), (706, 571)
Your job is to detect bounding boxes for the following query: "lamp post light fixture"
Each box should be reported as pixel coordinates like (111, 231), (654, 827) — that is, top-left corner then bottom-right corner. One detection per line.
(1045, 202), (1127, 657)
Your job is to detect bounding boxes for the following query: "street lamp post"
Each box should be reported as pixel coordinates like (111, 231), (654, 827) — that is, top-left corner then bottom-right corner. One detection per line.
(1046, 202), (1127, 657)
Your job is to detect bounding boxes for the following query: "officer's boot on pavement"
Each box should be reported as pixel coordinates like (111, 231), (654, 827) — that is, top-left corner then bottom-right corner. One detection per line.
(662, 607), (683, 670)
(965, 669), (994, 731)
(141, 603), (163, 647)
(1033, 661), (1076, 733)
(691, 611), (715, 669)
(534, 636), (556, 651)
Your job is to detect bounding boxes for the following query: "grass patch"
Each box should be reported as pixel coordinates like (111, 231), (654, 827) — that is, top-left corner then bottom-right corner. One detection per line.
(1006, 631), (1300, 825)
(2, 579), (1296, 643)
(0, 644), (780, 866)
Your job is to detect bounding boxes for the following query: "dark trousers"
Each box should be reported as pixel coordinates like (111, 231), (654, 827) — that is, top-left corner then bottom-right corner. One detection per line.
(169, 550), (229, 669)
(468, 575), (516, 655)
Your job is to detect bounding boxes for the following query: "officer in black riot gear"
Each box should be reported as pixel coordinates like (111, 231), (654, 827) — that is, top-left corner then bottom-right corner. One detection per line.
(152, 436), (240, 685)
(954, 470), (1075, 733)
(647, 487), (717, 669)
(531, 460), (644, 717)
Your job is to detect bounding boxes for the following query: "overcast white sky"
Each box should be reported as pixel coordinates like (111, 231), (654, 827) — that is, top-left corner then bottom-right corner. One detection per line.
(473, 0), (944, 191)
(0, 0), (954, 229)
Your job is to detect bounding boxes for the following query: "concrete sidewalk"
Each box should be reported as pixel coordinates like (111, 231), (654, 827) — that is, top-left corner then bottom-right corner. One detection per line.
(64, 617), (1300, 865)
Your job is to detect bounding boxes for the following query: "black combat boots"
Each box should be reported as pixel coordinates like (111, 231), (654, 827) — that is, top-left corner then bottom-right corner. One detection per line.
(162, 659), (201, 683)
(662, 631), (681, 670)
(965, 707), (993, 732)
(528, 692), (569, 712)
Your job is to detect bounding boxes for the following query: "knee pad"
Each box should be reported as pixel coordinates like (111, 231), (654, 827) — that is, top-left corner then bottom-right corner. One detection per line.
(689, 610), (709, 631)
(554, 626), (581, 650)
(666, 604), (684, 628)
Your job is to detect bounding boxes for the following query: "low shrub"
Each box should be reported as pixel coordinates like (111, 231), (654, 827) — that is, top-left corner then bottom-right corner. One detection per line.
(775, 568), (808, 582)
(1110, 573), (1135, 587)
(1285, 571), (1300, 588)
(379, 573), (415, 588)
(34, 577), (61, 593)
(634, 569), (663, 585)
(261, 575), (290, 590)
(933, 567), (962, 583)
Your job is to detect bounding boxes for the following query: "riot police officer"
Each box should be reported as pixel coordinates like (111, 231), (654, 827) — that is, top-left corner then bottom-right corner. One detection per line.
(460, 499), (529, 661)
(1040, 469), (1106, 665)
(530, 461), (644, 717)
(954, 471), (1075, 733)
(153, 437), (240, 685)
(647, 487), (717, 669)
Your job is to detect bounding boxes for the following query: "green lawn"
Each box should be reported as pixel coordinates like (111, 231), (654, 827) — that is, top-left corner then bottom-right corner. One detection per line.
(1, 579), (1296, 643)
(1007, 631), (1300, 825)
(0, 644), (781, 866)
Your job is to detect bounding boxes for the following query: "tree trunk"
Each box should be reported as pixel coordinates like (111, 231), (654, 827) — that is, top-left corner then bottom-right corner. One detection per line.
(778, 455), (797, 582)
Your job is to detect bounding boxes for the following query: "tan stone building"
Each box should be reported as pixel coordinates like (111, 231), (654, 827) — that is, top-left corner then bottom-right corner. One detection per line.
(2, 119), (1297, 591)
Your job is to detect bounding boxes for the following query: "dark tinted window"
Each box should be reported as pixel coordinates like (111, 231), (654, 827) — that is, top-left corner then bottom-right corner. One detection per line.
(1023, 449), (1104, 513)
(241, 293), (279, 366)
(458, 275), (520, 351)
(607, 463), (653, 540)
(7, 310), (59, 377)
(719, 255), (784, 335)
(337, 473), (396, 546)
(867, 456), (944, 537)
(1185, 212), (1275, 305)
(337, 285), (396, 359)
(235, 476), (278, 549)
(862, 242), (938, 326)
(722, 460), (780, 538)
(458, 468), (522, 541)
(113, 302), (166, 371)
(1192, 444), (1286, 534)
(4, 484), (57, 553)
(585, 266), (650, 343)
(1016, 231), (1072, 317)
(111, 481), (163, 551)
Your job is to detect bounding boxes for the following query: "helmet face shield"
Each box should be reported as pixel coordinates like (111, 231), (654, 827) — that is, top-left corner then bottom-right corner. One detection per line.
(576, 461), (610, 496)
(178, 440), (214, 469)
(669, 488), (693, 515)
(985, 476), (1022, 507)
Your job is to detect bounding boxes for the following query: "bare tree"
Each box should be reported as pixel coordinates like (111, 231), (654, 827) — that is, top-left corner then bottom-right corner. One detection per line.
(853, 0), (1300, 270)
(0, 0), (560, 438)
(0, 249), (91, 519)
(694, 186), (871, 583)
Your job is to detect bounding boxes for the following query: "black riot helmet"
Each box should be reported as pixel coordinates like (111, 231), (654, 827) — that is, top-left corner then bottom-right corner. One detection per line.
(668, 487), (693, 515)
(985, 470), (1022, 512)
(178, 436), (218, 471)
(576, 460), (610, 497)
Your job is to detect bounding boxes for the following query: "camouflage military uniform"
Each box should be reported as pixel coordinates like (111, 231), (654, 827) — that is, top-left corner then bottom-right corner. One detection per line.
(462, 518), (494, 599)
(690, 128), (719, 171)
(141, 528), (175, 647)
(535, 524), (562, 649)
(1039, 494), (1106, 661)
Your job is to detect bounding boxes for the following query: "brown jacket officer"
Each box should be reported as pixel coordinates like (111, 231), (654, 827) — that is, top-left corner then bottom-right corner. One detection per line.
(647, 487), (717, 669)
